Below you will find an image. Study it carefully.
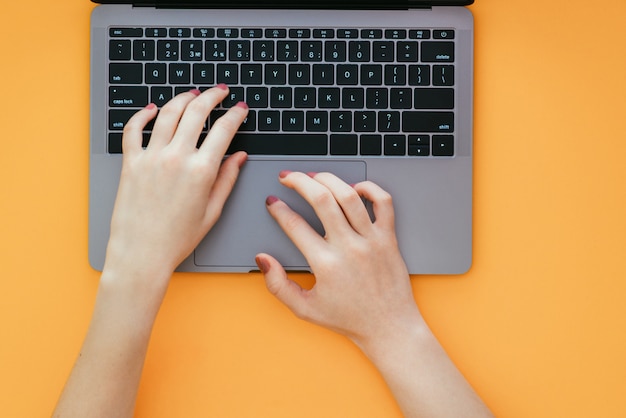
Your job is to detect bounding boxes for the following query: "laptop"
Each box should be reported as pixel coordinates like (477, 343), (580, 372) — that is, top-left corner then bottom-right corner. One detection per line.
(89, 0), (474, 274)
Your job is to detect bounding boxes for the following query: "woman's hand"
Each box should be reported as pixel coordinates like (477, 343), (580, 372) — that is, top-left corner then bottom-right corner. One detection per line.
(104, 86), (249, 289)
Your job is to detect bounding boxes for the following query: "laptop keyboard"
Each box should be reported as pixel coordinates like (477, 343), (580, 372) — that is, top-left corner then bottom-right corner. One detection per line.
(107, 27), (456, 157)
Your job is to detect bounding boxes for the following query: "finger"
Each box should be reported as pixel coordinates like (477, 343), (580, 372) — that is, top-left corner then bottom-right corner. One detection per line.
(170, 85), (230, 150)
(311, 172), (373, 235)
(122, 103), (158, 155)
(353, 181), (396, 231)
(199, 101), (249, 166)
(279, 171), (354, 237)
(264, 195), (327, 260)
(148, 89), (201, 149)
(256, 253), (312, 321)
(203, 151), (248, 227)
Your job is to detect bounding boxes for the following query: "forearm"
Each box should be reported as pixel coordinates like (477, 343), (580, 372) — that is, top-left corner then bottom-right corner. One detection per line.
(357, 315), (493, 418)
(53, 271), (168, 418)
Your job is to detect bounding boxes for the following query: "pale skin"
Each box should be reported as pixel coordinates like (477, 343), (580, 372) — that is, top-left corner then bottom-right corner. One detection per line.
(53, 85), (493, 418)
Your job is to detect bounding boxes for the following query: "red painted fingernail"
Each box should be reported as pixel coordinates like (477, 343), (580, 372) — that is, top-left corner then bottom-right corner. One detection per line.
(278, 170), (292, 179)
(307, 172), (317, 178)
(235, 101), (249, 110)
(266, 196), (279, 206)
(189, 89), (201, 96)
(145, 103), (157, 110)
(216, 83), (228, 91)
(255, 255), (270, 274)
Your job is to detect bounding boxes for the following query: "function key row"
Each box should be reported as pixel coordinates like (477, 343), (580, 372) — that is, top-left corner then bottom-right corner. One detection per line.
(110, 27), (454, 40)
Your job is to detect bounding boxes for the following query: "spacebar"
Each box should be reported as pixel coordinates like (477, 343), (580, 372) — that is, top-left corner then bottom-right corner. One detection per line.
(227, 133), (328, 155)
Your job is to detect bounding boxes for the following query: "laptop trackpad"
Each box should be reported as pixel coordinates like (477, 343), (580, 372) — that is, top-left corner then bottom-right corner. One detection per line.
(194, 160), (367, 271)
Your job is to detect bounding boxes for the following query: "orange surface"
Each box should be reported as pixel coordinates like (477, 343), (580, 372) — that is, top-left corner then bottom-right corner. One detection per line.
(1, 0), (625, 416)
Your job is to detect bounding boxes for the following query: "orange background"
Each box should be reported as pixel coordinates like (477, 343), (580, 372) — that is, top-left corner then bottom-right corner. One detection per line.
(1, 0), (625, 416)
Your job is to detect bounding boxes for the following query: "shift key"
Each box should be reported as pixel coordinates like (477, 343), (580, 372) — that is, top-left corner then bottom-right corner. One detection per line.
(402, 111), (454, 132)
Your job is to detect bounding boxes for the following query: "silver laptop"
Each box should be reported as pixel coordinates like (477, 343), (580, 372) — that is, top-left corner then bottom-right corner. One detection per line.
(89, 0), (474, 274)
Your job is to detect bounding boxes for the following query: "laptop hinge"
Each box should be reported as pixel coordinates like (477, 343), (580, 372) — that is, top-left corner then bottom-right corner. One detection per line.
(123, 0), (438, 10)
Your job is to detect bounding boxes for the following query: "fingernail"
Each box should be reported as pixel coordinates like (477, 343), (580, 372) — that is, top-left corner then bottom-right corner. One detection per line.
(266, 195), (279, 206)
(279, 170), (292, 179)
(255, 255), (270, 274)
(235, 101), (249, 110)
(237, 152), (248, 168)
(189, 89), (201, 96)
(145, 103), (157, 110)
(216, 83), (228, 91)
(307, 172), (317, 178)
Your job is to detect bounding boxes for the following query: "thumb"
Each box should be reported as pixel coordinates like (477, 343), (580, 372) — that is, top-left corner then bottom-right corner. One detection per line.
(255, 253), (309, 319)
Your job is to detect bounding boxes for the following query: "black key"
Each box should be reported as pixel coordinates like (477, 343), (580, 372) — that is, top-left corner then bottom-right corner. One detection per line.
(361, 65), (383, 85)
(277, 41), (299, 61)
(314, 29), (334, 39)
(151, 87), (173, 107)
(385, 65), (407, 85)
(373, 41), (394, 62)
(230, 40), (251, 61)
(409, 29), (430, 39)
(242, 28), (263, 38)
(360, 134), (382, 155)
(384, 135), (406, 155)
(253, 41), (275, 61)
(108, 133), (150, 154)
(409, 65), (430, 86)
(266, 29), (287, 38)
(193, 64), (215, 85)
(318, 88), (341, 108)
(402, 112), (454, 132)
(282, 111), (305, 131)
(421, 42), (455, 62)
(362, 29), (383, 39)
(390, 88), (412, 109)
(241, 64), (263, 84)
(330, 134), (358, 155)
(379, 111), (401, 132)
(306, 111), (329, 132)
(109, 40), (131, 60)
(313, 64), (334, 85)
(193, 28), (215, 38)
(433, 65), (455, 86)
(289, 29), (311, 39)
(408, 135), (430, 156)
(325, 41), (347, 62)
(270, 87), (292, 108)
(258, 111), (281, 131)
(434, 30), (455, 39)
(109, 109), (138, 130)
(157, 40), (179, 61)
(239, 110), (256, 131)
(222, 87), (244, 107)
(432, 135), (454, 156)
(145, 63), (166, 84)
(169, 64), (191, 84)
(206, 40), (227, 61)
(330, 111), (352, 132)
(349, 41), (370, 62)
(181, 40), (203, 61)
(385, 29), (406, 39)
(133, 40), (155, 61)
(169, 28), (191, 38)
(354, 111), (376, 132)
(227, 134), (328, 155)
(294, 87), (316, 108)
(337, 64), (359, 85)
(397, 41), (418, 62)
(246, 87), (268, 108)
(289, 64), (310, 85)
(216, 64), (238, 84)
(110, 28), (143, 37)
(414, 88), (454, 109)
(217, 28), (239, 38)
(338, 29), (359, 39)
(342, 88), (365, 109)
(366, 88), (388, 109)
(146, 28), (167, 38)
(109, 86), (148, 107)
(301, 41), (323, 61)
(265, 64), (287, 85)
(109, 63), (142, 84)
